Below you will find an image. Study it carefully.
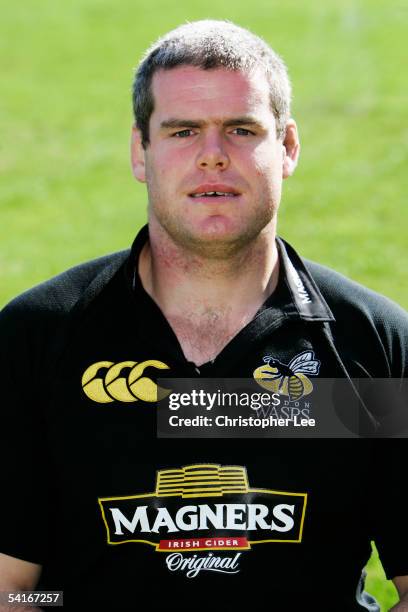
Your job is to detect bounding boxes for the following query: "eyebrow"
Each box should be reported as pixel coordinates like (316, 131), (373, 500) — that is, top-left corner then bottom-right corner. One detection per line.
(160, 116), (264, 130)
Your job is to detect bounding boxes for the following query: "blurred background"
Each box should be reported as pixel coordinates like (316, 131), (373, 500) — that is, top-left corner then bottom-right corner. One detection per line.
(1, 0), (406, 607)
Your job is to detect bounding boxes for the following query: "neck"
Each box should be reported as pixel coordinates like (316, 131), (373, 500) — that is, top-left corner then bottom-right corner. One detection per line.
(140, 220), (279, 314)
(138, 219), (279, 365)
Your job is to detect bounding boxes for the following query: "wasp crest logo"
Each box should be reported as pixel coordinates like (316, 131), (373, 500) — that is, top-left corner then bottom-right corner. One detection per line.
(253, 351), (320, 402)
(82, 360), (170, 403)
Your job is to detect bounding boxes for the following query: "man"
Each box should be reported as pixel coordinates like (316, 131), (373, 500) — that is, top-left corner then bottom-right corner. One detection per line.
(1, 20), (407, 611)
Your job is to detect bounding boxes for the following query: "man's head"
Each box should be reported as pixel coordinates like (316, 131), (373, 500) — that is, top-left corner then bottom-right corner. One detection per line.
(133, 20), (292, 148)
(131, 21), (300, 258)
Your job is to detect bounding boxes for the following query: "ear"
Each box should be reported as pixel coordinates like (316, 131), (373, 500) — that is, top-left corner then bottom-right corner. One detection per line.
(282, 119), (300, 179)
(130, 125), (146, 183)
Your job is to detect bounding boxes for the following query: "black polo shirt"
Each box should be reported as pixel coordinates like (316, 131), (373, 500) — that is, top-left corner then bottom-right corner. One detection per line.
(1, 225), (408, 611)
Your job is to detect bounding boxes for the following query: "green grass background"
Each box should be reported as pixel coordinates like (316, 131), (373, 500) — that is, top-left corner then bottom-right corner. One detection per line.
(1, 0), (406, 608)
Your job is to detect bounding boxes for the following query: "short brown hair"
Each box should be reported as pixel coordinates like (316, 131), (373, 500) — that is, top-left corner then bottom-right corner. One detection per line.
(132, 20), (292, 148)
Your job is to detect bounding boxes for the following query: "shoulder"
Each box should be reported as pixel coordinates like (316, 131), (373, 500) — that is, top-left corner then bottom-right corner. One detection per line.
(0, 250), (130, 373)
(305, 259), (408, 325)
(0, 249), (130, 325)
(305, 259), (408, 376)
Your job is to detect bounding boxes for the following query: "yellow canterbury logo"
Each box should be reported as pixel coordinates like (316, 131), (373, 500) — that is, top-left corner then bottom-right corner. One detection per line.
(82, 360), (170, 403)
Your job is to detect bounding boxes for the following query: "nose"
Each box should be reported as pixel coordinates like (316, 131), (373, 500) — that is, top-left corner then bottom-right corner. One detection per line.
(196, 130), (230, 171)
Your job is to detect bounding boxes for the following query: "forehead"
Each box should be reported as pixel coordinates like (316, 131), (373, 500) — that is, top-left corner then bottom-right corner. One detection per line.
(150, 66), (272, 124)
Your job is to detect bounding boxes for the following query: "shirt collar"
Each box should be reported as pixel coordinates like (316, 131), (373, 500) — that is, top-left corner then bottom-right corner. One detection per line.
(277, 237), (335, 322)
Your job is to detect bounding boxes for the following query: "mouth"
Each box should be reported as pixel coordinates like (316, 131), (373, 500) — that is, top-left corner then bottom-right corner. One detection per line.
(188, 186), (241, 201)
(190, 191), (239, 199)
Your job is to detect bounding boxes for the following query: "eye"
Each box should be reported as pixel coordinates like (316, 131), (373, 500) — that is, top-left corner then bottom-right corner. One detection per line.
(232, 127), (255, 136)
(172, 129), (195, 138)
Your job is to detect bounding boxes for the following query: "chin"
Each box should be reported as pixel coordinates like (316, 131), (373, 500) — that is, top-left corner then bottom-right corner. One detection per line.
(182, 217), (266, 258)
(197, 215), (238, 237)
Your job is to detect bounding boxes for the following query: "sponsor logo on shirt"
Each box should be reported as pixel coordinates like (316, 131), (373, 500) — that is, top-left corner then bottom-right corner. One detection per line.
(98, 464), (307, 578)
(253, 351), (321, 402)
(81, 359), (170, 403)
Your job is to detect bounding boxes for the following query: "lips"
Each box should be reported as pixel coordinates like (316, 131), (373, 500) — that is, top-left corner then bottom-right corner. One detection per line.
(188, 184), (241, 199)
(191, 191), (236, 198)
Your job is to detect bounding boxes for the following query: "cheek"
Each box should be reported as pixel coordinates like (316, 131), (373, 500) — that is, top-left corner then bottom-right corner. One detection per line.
(156, 150), (188, 182)
(146, 153), (170, 184)
(252, 147), (282, 181)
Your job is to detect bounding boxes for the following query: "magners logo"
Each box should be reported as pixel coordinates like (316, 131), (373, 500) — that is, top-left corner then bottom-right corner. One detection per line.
(98, 464), (308, 552)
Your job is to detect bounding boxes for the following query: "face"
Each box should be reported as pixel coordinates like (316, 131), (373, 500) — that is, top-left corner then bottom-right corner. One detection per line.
(132, 66), (299, 257)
